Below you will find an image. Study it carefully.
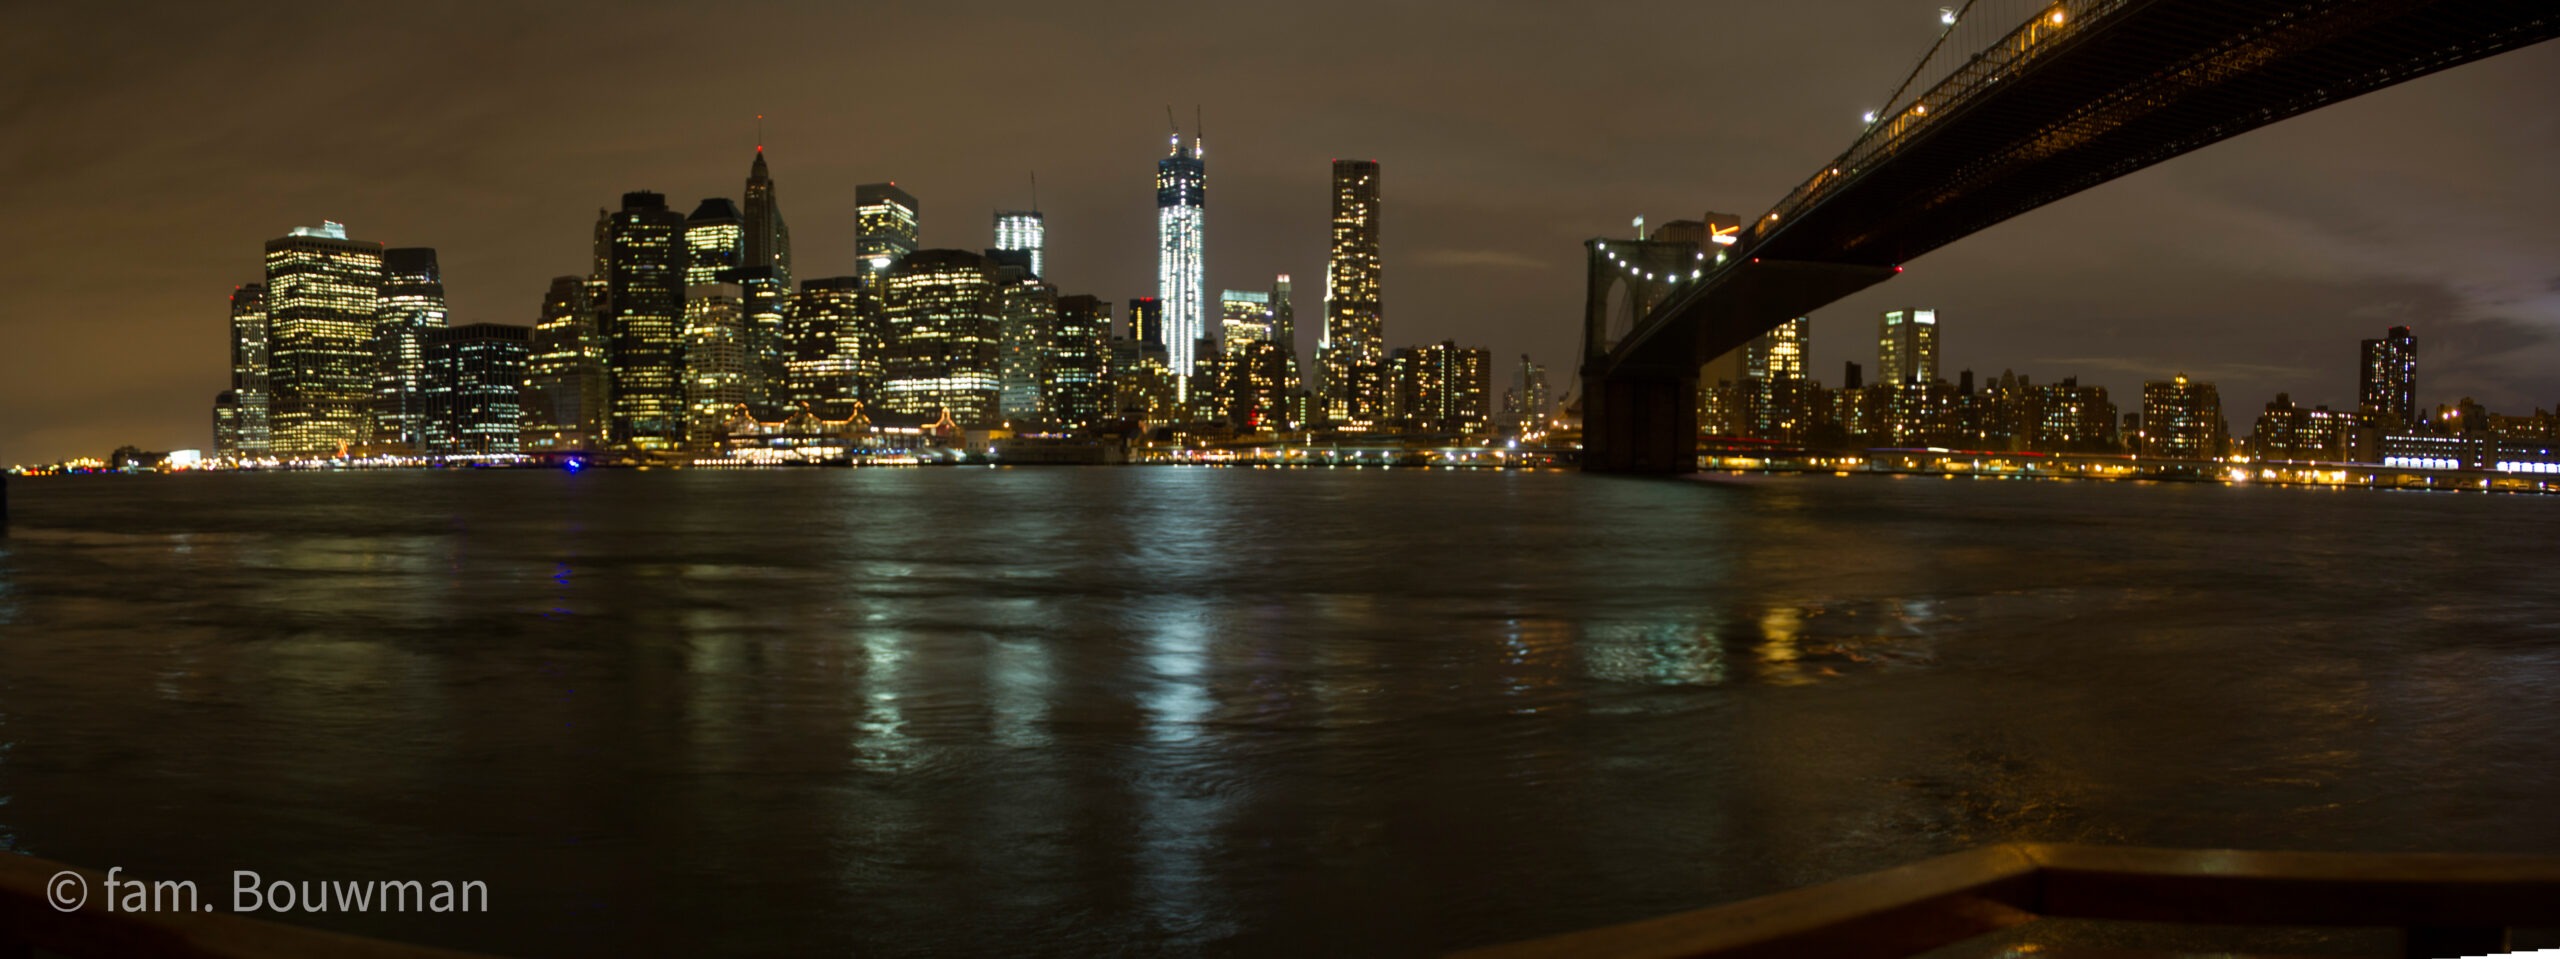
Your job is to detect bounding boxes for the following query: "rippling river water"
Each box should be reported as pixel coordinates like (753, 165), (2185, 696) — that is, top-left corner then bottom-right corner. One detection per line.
(2, 469), (2557, 956)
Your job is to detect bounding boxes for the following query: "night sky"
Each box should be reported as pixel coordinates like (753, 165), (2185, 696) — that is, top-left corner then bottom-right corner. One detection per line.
(6, 2), (2557, 464)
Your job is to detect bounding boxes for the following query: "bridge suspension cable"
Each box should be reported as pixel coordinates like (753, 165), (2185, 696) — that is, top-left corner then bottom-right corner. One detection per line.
(1741, 0), (2118, 255)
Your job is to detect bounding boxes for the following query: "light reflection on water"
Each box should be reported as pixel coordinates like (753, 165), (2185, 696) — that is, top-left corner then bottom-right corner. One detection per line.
(0, 470), (2556, 956)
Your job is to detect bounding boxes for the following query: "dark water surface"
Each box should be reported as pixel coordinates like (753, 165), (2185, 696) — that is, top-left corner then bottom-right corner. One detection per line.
(2, 469), (2557, 956)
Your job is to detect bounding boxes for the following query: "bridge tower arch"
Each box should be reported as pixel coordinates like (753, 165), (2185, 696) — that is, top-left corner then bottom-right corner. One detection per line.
(1581, 226), (1714, 474)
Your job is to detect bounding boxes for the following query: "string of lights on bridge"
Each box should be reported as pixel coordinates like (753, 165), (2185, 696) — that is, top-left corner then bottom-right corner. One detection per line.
(1595, 245), (1715, 286)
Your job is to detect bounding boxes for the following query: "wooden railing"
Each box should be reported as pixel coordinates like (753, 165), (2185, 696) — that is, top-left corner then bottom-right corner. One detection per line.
(1, 853), (497, 959)
(1451, 843), (2560, 959)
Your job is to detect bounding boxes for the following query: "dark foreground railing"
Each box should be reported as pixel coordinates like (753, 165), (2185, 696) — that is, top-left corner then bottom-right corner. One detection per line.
(1, 853), (496, 959)
(1451, 843), (2560, 959)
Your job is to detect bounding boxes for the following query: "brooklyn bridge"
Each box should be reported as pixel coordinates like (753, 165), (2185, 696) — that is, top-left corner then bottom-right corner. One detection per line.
(1580, 0), (2560, 472)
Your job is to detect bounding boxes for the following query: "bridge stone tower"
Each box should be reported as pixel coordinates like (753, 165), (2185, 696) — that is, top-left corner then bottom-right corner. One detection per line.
(1582, 221), (1712, 473)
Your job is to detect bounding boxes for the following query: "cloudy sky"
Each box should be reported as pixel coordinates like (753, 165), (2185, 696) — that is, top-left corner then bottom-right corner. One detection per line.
(4, 2), (2556, 463)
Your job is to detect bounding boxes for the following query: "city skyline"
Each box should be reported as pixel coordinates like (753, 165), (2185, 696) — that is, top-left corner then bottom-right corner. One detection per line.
(5, 3), (2560, 463)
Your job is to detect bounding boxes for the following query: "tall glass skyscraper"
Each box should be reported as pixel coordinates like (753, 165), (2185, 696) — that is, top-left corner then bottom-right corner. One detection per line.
(684, 199), (744, 286)
(994, 210), (1045, 279)
(990, 250), (1057, 425)
(524, 276), (610, 454)
(225, 283), (271, 456)
(743, 147), (793, 289)
(1219, 290), (1269, 355)
(422, 323), (530, 456)
(1744, 317), (1811, 441)
(880, 249), (1002, 426)
(1321, 160), (1383, 421)
(683, 283), (752, 451)
(785, 277), (871, 421)
(1047, 295), (1111, 430)
(857, 183), (921, 284)
(602, 192), (689, 452)
(264, 221), (384, 457)
(1156, 131), (1206, 384)
(1878, 309), (1939, 387)
(374, 247), (447, 452)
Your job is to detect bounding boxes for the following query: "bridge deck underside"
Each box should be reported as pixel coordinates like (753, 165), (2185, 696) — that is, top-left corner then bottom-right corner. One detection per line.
(1609, 0), (2559, 374)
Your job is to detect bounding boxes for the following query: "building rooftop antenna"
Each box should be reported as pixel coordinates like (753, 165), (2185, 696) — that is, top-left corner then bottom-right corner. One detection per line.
(1030, 171), (1039, 214)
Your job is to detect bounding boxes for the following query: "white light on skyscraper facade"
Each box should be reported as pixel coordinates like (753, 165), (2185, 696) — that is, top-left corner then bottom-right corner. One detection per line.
(1157, 132), (1206, 387)
(994, 211), (1046, 279)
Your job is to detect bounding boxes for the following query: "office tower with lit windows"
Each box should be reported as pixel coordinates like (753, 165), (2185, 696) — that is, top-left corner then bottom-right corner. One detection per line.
(523, 276), (611, 454)
(988, 249), (1057, 424)
(857, 183), (921, 284)
(785, 277), (870, 421)
(2360, 325), (2417, 427)
(724, 265), (790, 416)
(880, 249), (1002, 426)
(1048, 295), (1111, 430)
(422, 323), (529, 456)
(743, 147), (792, 288)
(994, 210), (1045, 279)
(1129, 297), (1165, 349)
(1225, 340), (1295, 431)
(2141, 374), (2226, 459)
(1743, 316), (1811, 441)
(1156, 130), (1206, 383)
(1321, 160), (1384, 420)
(1269, 275), (1298, 372)
(601, 192), (689, 452)
(372, 247), (446, 452)
(264, 221), (385, 457)
(685, 199), (744, 285)
(1219, 290), (1269, 354)
(221, 283), (272, 456)
(1878, 309), (1938, 387)
(682, 283), (751, 451)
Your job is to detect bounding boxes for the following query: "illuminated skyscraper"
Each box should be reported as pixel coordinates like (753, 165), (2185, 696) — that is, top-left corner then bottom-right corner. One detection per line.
(989, 249), (1057, 424)
(1878, 309), (1939, 387)
(523, 276), (610, 454)
(264, 221), (384, 457)
(1321, 160), (1384, 420)
(602, 192), (689, 452)
(1219, 290), (1269, 355)
(1270, 275), (1296, 364)
(224, 283), (271, 456)
(2359, 325), (2417, 427)
(726, 265), (790, 416)
(684, 198), (744, 285)
(785, 277), (871, 421)
(742, 147), (793, 288)
(1129, 297), (1164, 348)
(1048, 295), (1112, 430)
(422, 323), (530, 457)
(880, 249), (1002, 426)
(1156, 130), (1206, 383)
(373, 247), (446, 452)
(994, 210), (1045, 278)
(683, 283), (752, 451)
(857, 183), (921, 284)
(1743, 317), (1810, 441)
